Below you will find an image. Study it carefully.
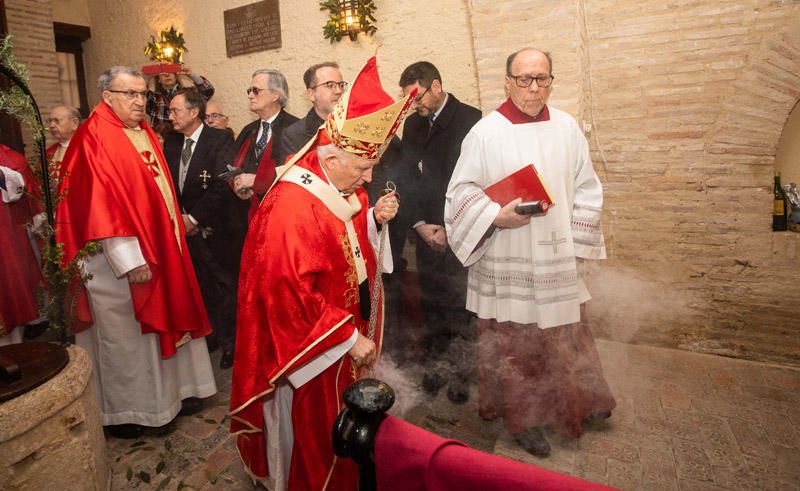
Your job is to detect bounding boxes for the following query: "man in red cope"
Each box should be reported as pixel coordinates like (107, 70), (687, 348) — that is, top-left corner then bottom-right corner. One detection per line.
(0, 144), (42, 345)
(230, 57), (414, 490)
(56, 66), (216, 439)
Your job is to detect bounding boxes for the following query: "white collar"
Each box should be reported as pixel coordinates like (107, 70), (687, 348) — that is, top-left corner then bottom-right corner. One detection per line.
(186, 123), (204, 143)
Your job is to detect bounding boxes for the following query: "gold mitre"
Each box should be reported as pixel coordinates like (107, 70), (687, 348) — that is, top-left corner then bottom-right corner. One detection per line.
(325, 57), (416, 160)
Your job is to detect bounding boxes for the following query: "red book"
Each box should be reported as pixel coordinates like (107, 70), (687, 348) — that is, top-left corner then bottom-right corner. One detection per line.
(484, 164), (554, 210)
(141, 63), (182, 76)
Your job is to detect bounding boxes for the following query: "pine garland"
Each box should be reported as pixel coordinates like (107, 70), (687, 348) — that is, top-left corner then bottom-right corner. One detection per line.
(320, 0), (378, 43)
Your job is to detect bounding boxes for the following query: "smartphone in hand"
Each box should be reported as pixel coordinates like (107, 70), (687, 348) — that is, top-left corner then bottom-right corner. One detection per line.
(514, 200), (549, 216)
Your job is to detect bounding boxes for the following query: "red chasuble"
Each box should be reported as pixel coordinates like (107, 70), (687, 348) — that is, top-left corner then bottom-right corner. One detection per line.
(230, 148), (383, 489)
(0, 145), (42, 335)
(55, 102), (211, 358)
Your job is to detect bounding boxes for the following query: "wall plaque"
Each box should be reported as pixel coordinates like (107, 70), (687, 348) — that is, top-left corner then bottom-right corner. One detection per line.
(224, 0), (282, 57)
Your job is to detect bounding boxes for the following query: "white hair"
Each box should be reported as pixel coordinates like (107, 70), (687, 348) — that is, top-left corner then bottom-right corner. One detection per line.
(97, 66), (144, 94)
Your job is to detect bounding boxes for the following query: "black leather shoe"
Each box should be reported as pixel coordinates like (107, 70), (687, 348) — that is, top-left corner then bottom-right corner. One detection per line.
(106, 424), (146, 439)
(514, 427), (551, 458)
(179, 397), (203, 416)
(219, 349), (234, 370)
(446, 376), (469, 405)
(23, 321), (48, 340)
(421, 372), (447, 397)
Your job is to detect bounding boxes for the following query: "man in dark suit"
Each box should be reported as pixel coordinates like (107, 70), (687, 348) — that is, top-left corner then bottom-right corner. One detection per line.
(165, 89), (236, 368)
(277, 62), (346, 166)
(399, 61), (482, 403)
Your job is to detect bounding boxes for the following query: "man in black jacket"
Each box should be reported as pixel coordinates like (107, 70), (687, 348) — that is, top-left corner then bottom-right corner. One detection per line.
(165, 90), (235, 368)
(399, 61), (482, 403)
(277, 62), (346, 165)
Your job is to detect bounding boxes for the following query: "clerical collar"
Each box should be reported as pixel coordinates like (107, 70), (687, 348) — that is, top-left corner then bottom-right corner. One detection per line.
(60, 139), (71, 148)
(430, 93), (449, 123)
(497, 98), (550, 124)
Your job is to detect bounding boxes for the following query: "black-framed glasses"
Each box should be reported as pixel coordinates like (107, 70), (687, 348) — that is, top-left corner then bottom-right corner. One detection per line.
(412, 86), (430, 104)
(246, 86), (270, 96)
(310, 80), (348, 91)
(107, 89), (148, 100)
(205, 112), (228, 120)
(508, 74), (555, 88)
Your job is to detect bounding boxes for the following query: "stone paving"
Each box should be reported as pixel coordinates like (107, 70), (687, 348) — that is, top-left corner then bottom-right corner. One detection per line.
(107, 340), (800, 490)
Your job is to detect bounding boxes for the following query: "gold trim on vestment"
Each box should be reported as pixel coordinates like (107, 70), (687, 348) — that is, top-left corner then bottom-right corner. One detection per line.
(229, 314), (354, 419)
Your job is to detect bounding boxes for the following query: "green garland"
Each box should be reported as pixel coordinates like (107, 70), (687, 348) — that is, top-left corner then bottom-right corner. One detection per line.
(144, 26), (187, 64)
(320, 0), (377, 43)
(0, 35), (98, 341)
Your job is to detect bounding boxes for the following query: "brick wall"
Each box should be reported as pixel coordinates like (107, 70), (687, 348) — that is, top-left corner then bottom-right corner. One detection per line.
(469, 0), (800, 366)
(4, 0), (60, 157)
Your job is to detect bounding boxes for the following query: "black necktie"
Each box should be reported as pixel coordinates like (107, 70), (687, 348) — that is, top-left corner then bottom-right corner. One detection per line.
(255, 121), (270, 160)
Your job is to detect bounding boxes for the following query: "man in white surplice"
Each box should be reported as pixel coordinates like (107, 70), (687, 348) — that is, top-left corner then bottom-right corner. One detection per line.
(444, 48), (615, 458)
(56, 66), (217, 440)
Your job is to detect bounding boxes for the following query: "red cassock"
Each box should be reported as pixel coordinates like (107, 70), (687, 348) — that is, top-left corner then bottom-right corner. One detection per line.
(55, 102), (211, 358)
(230, 150), (383, 490)
(0, 145), (42, 335)
(375, 416), (618, 491)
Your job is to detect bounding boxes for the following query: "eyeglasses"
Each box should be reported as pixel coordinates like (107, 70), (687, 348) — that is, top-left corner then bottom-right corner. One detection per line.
(47, 116), (77, 124)
(107, 89), (148, 100)
(205, 112), (228, 120)
(412, 86), (430, 104)
(246, 86), (271, 96)
(310, 80), (349, 91)
(508, 74), (555, 88)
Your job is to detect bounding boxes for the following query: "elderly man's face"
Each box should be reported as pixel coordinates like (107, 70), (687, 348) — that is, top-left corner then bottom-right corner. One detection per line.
(205, 101), (228, 129)
(505, 50), (551, 118)
(308, 66), (344, 118)
(248, 74), (279, 115)
(168, 94), (200, 135)
(48, 106), (79, 143)
(102, 73), (147, 128)
(324, 152), (377, 195)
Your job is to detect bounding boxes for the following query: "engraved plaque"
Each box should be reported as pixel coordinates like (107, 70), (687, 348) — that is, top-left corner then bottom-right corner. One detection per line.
(224, 0), (282, 58)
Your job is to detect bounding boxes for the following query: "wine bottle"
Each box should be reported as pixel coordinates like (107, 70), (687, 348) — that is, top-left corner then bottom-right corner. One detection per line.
(773, 173), (788, 231)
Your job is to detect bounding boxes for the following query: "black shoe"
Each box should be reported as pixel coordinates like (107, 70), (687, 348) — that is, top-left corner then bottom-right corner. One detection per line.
(23, 321), (48, 340)
(514, 427), (551, 458)
(220, 349), (234, 370)
(421, 372), (447, 397)
(179, 397), (203, 416)
(106, 424), (146, 439)
(446, 377), (469, 405)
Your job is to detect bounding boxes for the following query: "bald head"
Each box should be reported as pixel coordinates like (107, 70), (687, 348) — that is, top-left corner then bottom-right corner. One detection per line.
(48, 105), (81, 143)
(504, 48), (554, 118)
(506, 48), (552, 77)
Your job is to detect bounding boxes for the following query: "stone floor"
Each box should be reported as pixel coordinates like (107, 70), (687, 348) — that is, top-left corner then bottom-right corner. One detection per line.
(107, 340), (800, 490)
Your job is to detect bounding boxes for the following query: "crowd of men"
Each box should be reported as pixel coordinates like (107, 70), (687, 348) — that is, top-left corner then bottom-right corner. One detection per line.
(0, 47), (615, 490)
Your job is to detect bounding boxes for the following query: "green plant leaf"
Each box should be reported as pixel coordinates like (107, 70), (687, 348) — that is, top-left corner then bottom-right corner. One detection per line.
(156, 460), (165, 474)
(155, 476), (172, 491)
(125, 466), (133, 481)
(139, 471), (151, 483)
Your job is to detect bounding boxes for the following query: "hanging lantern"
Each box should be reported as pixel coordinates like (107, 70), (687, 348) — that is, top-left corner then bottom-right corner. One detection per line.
(321, 0), (377, 43)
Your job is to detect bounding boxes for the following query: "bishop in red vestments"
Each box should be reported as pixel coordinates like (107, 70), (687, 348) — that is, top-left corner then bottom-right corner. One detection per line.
(230, 57), (414, 490)
(56, 66), (216, 435)
(0, 145), (42, 344)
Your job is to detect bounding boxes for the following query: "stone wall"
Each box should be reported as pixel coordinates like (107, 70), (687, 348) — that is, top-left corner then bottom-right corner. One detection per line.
(469, 0), (800, 366)
(80, 0), (481, 134)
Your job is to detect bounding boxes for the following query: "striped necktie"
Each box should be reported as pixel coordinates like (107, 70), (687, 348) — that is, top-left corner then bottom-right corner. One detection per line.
(179, 138), (194, 192)
(254, 121), (271, 160)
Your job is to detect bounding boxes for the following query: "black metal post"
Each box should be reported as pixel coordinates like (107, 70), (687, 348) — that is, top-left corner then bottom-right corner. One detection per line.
(332, 378), (396, 491)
